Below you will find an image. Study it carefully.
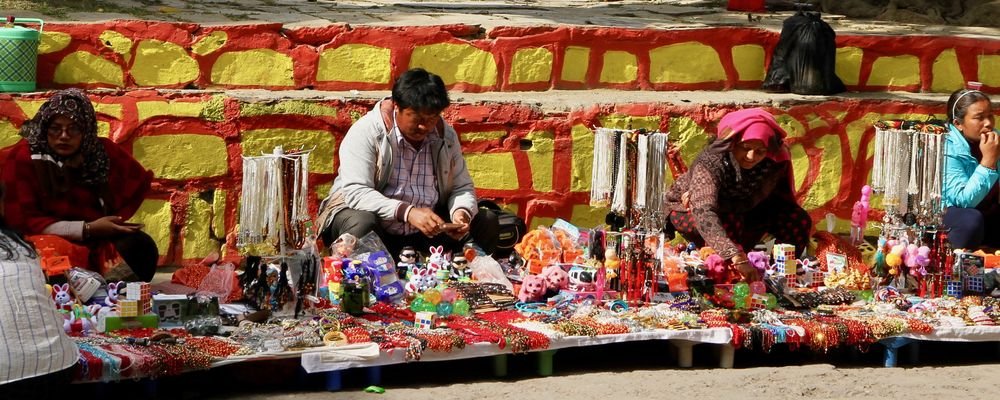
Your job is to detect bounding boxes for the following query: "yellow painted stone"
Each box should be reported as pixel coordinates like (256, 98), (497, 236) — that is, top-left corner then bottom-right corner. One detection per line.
(15, 100), (44, 118)
(410, 43), (498, 87)
(509, 47), (553, 84)
(241, 128), (335, 174)
(730, 44), (766, 81)
(868, 55), (920, 86)
(132, 39), (200, 86)
(561, 46), (590, 83)
(184, 194), (221, 260)
(529, 216), (555, 230)
(649, 42), (725, 84)
(315, 182), (332, 201)
(805, 113), (828, 130)
(212, 189), (227, 239)
(137, 101), (205, 122)
(100, 31), (132, 56)
(570, 124), (593, 192)
(240, 101), (338, 118)
(94, 103), (122, 119)
(211, 49), (294, 86)
(978, 55), (1000, 88)
(669, 116), (711, 169)
(500, 203), (518, 216)
(931, 49), (964, 93)
(525, 130), (554, 192)
(192, 31), (228, 56)
(128, 199), (172, 258)
(462, 131), (506, 142)
(133, 134), (229, 180)
(464, 152), (519, 190)
(775, 113), (806, 139)
(0, 120), (22, 149)
(599, 51), (637, 84)
(836, 47), (863, 86)
(54, 51), (124, 86)
(316, 44), (391, 83)
(599, 115), (660, 131)
(571, 204), (608, 230)
(97, 121), (110, 138)
(801, 134), (843, 210)
(789, 143), (808, 192)
(38, 31), (71, 55)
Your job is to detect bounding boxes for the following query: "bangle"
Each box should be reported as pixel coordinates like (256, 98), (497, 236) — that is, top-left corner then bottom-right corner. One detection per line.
(83, 222), (91, 240)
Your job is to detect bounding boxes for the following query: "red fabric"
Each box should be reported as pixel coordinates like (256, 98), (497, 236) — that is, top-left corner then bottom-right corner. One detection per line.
(26, 234), (123, 276)
(2, 138), (153, 234)
(171, 264), (243, 303)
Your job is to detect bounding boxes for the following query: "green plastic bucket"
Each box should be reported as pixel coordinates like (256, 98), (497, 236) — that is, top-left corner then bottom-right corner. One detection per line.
(0, 17), (44, 92)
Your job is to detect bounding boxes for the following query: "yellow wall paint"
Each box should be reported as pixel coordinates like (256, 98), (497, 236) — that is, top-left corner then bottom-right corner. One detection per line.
(978, 55), (1000, 88)
(241, 128), (336, 174)
(789, 143), (808, 192)
(599, 51), (638, 84)
(132, 39), (200, 86)
(464, 152), (520, 190)
(461, 131), (507, 142)
(317, 44), (392, 83)
(668, 116), (710, 168)
(599, 115), (660, 130)
(212, 189), (227, 239)
(38, 31), (71, 55)
(99, 30), (133, 56)
(649, 42), (726, 84)
(239, 101), (338, 118)
(801, 134), (843, 210)
(15, 100), (44, 118)
(931, 49), (964, 93)
(571, 204), (608, 230)
(835, 47), (863, 86)
(868, 55), (920, 86)
(509, 47), (553, 84)
(775, 113), (806, 139)
(192, 31), (227, 56)
(128, 199), (172, 258)
(133, 134), (229, 180)
(137, 101), (205, 121)
(529, 216), (556, 230)
(94, 103), (122, 119)
(570, 124), (593, 192)
(211, 49), (294, 86)
(97, 121), (110, 138)
(410, 43), (498, 87)
(805, 113), (829, 130)
(525, 130), (555, 192)
(183, 194), (221, 259)
(731, 44), (766, 81)
(54, 51), (124, 86)
(0, 120), (21, 149)
(561, 46), (590, 83)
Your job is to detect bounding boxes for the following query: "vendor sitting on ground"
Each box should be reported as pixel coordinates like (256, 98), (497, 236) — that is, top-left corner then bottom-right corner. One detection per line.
(664, 108), (812, 281)
(943, 88), (1000, 250)
(1, 89), (157, 282)
(317, 68), (499, 259)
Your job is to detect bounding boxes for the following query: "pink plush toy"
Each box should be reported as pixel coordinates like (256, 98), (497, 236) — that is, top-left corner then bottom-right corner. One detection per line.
(747, 251), (770, 275)
(704, 254), (726, 283)
(518, 274), (546, 303)
(52, 283), (73, 312)
(850, 185), (871, 245)
(913, 246), (931, 277)
(540, 264), (569, 292)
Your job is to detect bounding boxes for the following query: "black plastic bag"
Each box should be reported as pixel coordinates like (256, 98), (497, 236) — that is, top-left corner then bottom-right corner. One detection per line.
(762, 10), (846, 95)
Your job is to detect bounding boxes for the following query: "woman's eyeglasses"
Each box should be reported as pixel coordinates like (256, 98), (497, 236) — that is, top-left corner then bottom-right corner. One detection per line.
(47, 124), (83, 138)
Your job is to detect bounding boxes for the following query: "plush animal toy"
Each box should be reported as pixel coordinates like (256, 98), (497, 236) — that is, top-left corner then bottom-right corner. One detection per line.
(747, 251), (770, 276)
(404, 267), (439, 295)
(704, 254), (726, 283)
(518, 274), (546, 303)
(104, 281), (123, 308)
(604, 248), (620, 279)
(52, 283), (73, 312)
(885, 242), (905, 276)
(540, 264), (569, 292)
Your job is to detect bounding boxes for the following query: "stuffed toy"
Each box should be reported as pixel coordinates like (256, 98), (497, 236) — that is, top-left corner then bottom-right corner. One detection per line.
(540, 264), (569, 292)
(518, 274), (546, 303)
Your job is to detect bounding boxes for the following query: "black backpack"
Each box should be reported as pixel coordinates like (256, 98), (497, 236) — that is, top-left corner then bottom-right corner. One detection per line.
(762, 10), (846, 95)
(478, 200), (526, 257)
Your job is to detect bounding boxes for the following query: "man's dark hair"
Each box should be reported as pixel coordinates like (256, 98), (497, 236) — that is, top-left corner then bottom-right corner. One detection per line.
(391, 68), (450, 113)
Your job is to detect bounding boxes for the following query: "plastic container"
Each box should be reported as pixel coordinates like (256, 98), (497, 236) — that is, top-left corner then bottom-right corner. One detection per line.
(0, 16), (43, 92)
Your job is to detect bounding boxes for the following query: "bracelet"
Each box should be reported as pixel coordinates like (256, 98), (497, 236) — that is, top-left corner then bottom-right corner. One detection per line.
(83, 222), (91, 240)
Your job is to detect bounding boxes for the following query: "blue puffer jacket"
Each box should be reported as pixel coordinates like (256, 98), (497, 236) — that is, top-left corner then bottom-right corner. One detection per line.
(943, 124), (1000, 208)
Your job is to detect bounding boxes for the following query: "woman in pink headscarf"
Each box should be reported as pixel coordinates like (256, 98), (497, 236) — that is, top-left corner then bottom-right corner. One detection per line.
(664, 108), (812, 281)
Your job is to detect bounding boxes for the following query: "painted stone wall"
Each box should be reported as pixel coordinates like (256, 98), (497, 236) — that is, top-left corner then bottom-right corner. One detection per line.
(32, 21), (1000, 94)
(0, 92), (943, 265)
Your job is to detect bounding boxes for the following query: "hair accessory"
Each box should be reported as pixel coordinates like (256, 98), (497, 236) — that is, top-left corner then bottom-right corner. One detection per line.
(951, 89), (984, 122)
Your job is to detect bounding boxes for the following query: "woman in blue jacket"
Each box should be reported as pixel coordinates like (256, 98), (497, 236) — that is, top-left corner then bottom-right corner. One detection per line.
(943, 88), (1000, 249)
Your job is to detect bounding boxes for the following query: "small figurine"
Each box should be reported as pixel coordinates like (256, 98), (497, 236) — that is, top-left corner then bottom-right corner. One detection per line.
(397, 246), (419, 279)
(449, 255), (471, 280)
(51, 283), (73, 312)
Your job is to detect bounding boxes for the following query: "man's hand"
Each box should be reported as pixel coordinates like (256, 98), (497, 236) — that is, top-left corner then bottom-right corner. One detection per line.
(407, 207), (446, 237)
(87, 216), (140, 239)
(446, 209), (472, 240)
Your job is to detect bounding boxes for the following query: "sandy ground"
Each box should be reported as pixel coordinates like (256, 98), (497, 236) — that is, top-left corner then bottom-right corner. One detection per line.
(82, 339), (1000, 399)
